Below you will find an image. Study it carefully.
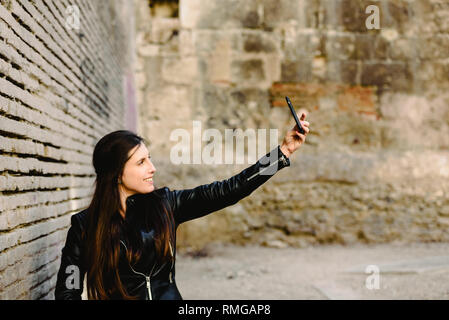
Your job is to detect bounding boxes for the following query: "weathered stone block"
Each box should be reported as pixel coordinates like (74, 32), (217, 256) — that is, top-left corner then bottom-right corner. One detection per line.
(373, 33), (390, 59)
(337, 85), (377, 115)
(261, 0), (303, 28)
(241, 31), (279, 53)
(312, 56), (327, 80)
(264, 53), (282, 84)
(381, 0), (413, 33)
(354, 34), (375, 60)
(178, 29), (194, 56)
(144, 85), (192, 128)
(149, 17), (180, 44)
(339, 0), (374, 32)
(230, 88), (271, 110)
(379, 93), (449, 149)
(180, 0), (261, 29)
(415, 61), (449, 91)
(339, 60), (359, 85)
(325, 33), (356, 60)
(302, 0), (325, 29)
(388, 37), (416, 61)
(206, 52), (232, 84)
(162, 56), (198, 85)
(433, 3), (449, 33)
(322, 0), (344, 30)
(281, 59), (312, 82)
(361, 62), (412, 93)
(189, 30), (240, 55)
(195, 84), (271, 130)
(142, 56), (164, 90)
(418, 35), (449, 60)
(280, 31), (324, 60)
(231, 59), (265, 84)
(411, 1), (438, 34)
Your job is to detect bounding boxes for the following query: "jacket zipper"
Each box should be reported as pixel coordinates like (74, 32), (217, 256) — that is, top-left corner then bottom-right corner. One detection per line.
(120, 240), (156, 300)
(150, 241), (174, 282)
(145, 276), (152, 300)
(120, 240), (175, 298)
(246, 158), (281, 182)
(168, 242), (174, 283)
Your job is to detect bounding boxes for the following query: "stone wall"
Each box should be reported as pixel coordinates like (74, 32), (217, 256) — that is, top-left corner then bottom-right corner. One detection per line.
(0, 0), (136, 299)
(136, 0), (449, 250)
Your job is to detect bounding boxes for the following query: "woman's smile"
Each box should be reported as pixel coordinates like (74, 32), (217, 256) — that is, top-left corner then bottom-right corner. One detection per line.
(144, 177), (153, 184)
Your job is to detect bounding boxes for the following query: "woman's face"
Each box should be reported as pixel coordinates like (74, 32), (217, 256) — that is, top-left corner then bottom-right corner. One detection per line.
(119, 143), (156, 196)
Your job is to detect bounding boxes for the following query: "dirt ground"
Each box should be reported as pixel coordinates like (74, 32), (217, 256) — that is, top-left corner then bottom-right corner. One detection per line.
(174, 242), (449, 300)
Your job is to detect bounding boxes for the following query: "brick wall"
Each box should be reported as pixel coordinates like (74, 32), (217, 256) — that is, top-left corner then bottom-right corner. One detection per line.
(0, 0), (135, 299)
(135, 0), (449, 250)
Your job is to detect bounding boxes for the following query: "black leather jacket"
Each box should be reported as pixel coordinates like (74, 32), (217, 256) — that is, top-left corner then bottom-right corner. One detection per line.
(54, 146), (290, 300)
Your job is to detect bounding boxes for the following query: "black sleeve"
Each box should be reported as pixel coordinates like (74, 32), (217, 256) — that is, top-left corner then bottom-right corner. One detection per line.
(54, 214), (86, 300)
(164, 145), (290, 226)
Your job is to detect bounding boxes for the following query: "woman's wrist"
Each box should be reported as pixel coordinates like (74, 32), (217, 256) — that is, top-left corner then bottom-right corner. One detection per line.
(280, 144), (291, 158)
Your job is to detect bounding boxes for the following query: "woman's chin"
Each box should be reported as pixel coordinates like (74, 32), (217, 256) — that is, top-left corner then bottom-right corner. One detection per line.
(133, 184), (155, 194)
(145, 185), (155, 193)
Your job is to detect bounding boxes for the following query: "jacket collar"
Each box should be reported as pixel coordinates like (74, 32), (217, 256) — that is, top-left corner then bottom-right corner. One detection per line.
(125, 192), (154, 209)
(126, 193), (141, 208)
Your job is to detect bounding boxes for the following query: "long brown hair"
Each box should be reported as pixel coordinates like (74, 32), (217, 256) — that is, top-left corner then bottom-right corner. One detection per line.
(84, 130), (175, 299)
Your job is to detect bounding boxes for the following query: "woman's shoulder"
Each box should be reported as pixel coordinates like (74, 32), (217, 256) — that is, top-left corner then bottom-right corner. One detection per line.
(147, 186), (171, 200)
(70, 209), (88, 229)
(132, 187), (173, 207)
(151, 187), (176, 209)
(155, 186), (170, 196)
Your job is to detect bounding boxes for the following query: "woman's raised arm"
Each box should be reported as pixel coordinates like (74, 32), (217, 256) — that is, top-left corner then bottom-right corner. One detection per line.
(164, 145), (288, 225)
(165, 112), (310, 226)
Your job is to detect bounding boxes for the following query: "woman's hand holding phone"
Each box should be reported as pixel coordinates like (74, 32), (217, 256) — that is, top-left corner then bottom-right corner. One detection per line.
(280, 111), (310, 158)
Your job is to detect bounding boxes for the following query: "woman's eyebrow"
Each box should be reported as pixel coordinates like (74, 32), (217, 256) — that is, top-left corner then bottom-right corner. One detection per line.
(137, 154), (150, 162)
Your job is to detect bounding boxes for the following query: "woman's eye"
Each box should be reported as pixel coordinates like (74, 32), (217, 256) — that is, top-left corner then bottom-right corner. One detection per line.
(139, 157), (150, 165)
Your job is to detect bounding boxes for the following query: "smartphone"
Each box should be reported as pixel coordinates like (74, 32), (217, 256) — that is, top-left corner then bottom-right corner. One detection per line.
(285, 96), (305, 134)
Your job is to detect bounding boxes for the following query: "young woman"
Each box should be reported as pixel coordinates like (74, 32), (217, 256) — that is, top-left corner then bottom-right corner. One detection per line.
(55, 114), (310, 300)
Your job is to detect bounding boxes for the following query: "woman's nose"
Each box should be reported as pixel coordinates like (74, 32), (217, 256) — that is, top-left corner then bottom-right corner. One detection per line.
(149, 161), (156, 173)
